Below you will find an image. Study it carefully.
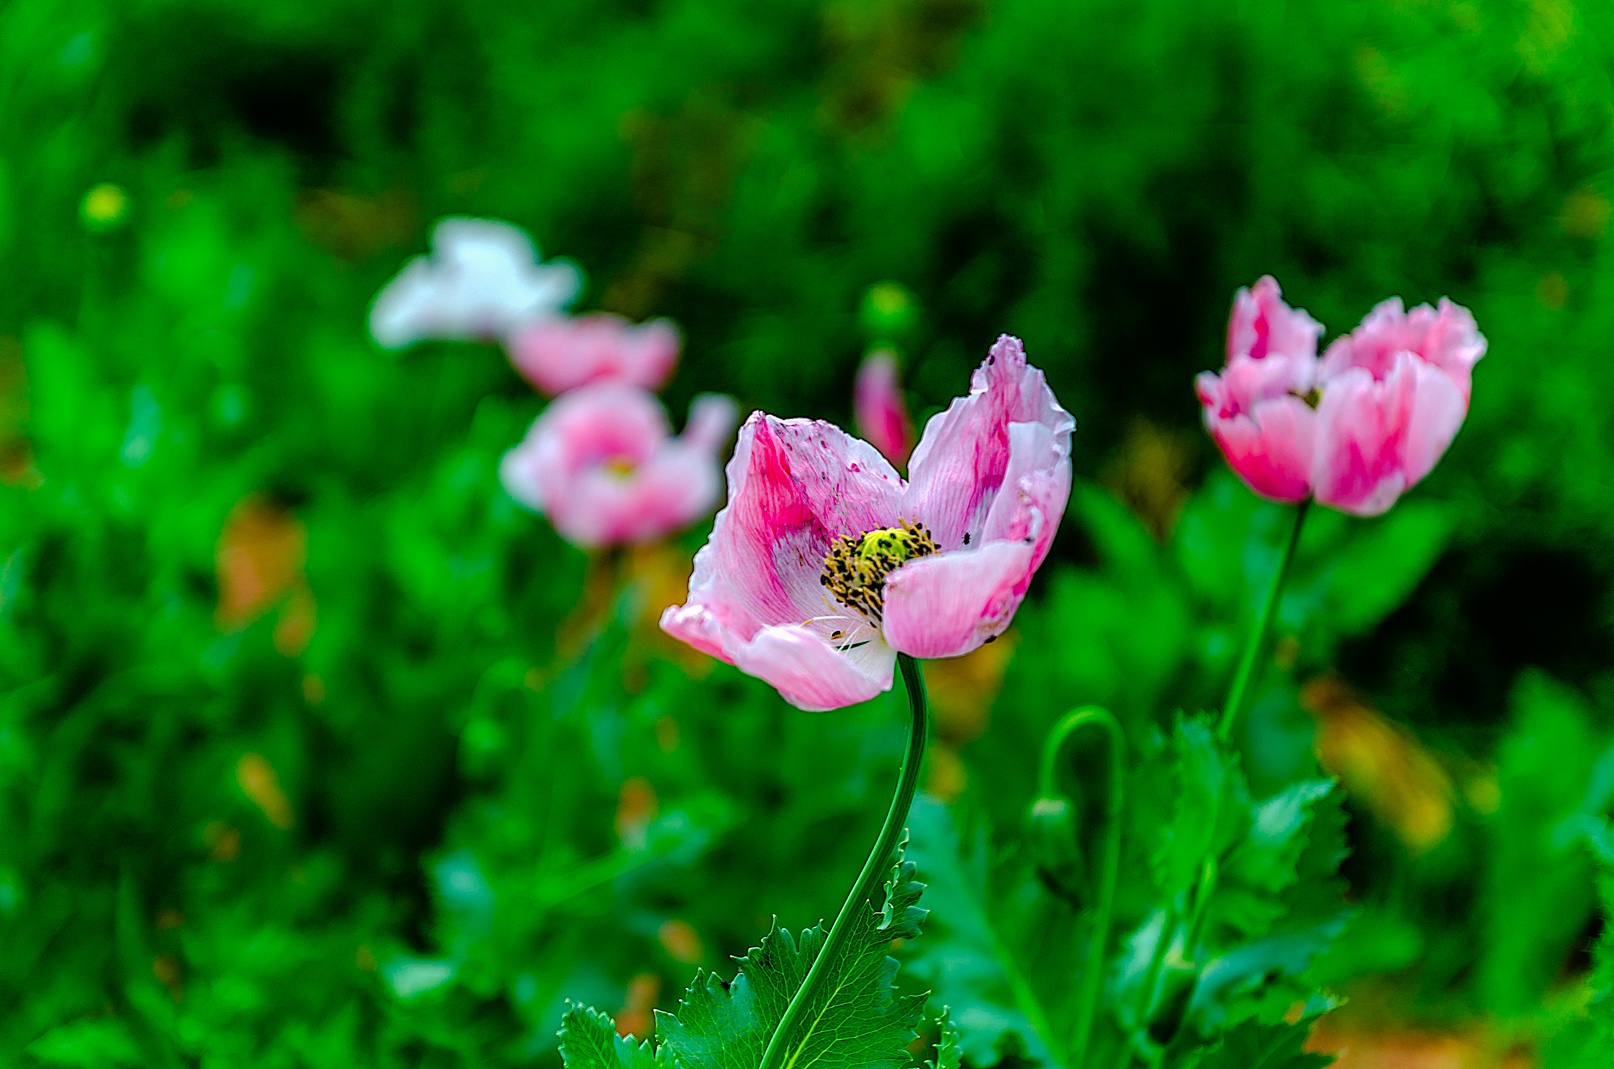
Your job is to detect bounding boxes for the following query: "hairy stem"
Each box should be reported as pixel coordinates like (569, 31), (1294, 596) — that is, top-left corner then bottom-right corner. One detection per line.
(1036, 707), (1127, 1069)
(1217, 500), (1310, 742)
(757, 654), (930, 1069)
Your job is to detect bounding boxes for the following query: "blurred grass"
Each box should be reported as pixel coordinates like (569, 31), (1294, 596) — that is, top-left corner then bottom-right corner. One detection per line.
(2, 0), (1614, 1065)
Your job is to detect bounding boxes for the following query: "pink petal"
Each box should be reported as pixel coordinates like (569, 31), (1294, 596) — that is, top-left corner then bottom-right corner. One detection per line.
(1312, 346), (1473, 517)
(506, 313), (680, 396)
(854, 349), (915, 466)
(622, 396), (739, 542)
(661, 413), (903, 667)
(1320, 296), (1487, 401)
(1227, 276), (1324, 367)
(882, 541), (1035, 659)
(1398, 357), (1468, 486)
(1202, 392), (1317, 503)
(905, 335), (1075, 551)
(729, 625), (896, 711)
(977, 419), (1070, 577)
(1310, 365), (1410, 517)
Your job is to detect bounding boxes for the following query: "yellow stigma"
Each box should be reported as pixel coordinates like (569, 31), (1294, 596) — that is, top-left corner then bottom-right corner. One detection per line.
(819, 519), (939, 624)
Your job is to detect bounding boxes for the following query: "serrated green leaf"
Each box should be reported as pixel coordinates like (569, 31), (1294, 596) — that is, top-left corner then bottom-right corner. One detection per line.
(1153, 716), (1250, 898)
(1186, 997), (1335, 1069)
(929, 1007), (962, 1069)
(1190, 789), (1353, 1031)
(904, 797), (1058, 1066)
(558, 1004), (667, 1069)
(655, 835), (929, 1069)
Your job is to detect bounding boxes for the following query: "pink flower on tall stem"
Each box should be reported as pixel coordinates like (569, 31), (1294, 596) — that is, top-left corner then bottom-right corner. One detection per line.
(1196, 277), (1485, 517)
(853, 349), (915, 467)
(501, 383), (738, 549)
(506, 313), (681, 396)
(1194, 277), (1324, 504)
(661, 336), (1073, 711)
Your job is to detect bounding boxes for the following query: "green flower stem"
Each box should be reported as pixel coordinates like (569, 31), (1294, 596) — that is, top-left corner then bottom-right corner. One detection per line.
(1036, 707), (1127, 1069)
(1216, 500), (1310, 743)
(757, 653), (930, 1069)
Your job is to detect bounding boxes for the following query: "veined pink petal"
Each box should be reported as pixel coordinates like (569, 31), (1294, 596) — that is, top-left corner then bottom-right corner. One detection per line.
(905, 335), (1075, 551)
(882, 541), (1035, 659)
(506, 313), (681, 396)
(661, 413), (904, 690)
(728, 624), (896, 711)
(1201, 392), (1317, 503)
(854, 349), (915, 466)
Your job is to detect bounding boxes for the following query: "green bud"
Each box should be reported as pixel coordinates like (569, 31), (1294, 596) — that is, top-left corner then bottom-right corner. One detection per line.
(858, 281), (918, 344)
(1026, 794), (1086, 902)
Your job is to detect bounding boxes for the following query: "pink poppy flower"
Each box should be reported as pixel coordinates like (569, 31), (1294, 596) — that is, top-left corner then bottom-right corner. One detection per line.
(506, 313), (681, 396)
(1194, 277), (1324, 503)
(853, 349), (915, 466)
(1197, 279), (1485, 517)
(1311, 297), (1486, 516)
(660, 335), (1074, 711)
(501, 383), (738, 549)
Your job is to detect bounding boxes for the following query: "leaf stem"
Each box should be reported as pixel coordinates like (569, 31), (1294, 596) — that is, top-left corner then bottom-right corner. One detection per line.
(1037, 707), (1126, 1069)
(1217, 500), (1310, 743)
(757, 653), (930, 1069)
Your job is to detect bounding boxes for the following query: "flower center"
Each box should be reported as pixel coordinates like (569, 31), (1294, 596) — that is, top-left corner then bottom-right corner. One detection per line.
(819, 519), (940, 624)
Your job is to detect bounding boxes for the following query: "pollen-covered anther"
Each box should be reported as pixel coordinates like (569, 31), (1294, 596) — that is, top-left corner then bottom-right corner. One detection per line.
(820, 519), (940, 624)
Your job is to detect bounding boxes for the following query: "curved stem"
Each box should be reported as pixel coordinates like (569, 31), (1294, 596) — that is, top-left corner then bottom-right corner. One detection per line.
(1037, 707), (1126, 1069)
(1217, 500), (1310, 743)
(758, 654), (930, 1069)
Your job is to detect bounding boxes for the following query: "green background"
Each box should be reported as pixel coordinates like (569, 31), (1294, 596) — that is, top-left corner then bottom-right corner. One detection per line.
(3, 0), (1613, 1064)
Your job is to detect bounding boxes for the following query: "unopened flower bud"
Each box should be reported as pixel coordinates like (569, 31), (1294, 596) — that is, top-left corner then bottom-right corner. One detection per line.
(1026, 794), (1085, 901)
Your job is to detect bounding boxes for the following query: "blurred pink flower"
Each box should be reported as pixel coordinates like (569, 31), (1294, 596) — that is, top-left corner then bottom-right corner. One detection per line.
(501, 384), (738, 549)
(368, 218), (580, 349)
(661, 335), (1073, 711)
(506, 313), (681, 396)
(1195, 276), (1324, 503)
(1197, 278), (1485, 517)
(853, 349), (915, 466)
(1311, 297), (1486, 516)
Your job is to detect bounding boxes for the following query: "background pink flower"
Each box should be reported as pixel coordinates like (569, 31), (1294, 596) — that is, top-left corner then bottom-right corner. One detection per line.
(1198, 280), (1486, 517)
(853, 349), (915, 466)
(1195, 276), (1323, 503)
(506, 313), (680, 396)
(661, 335), (1073, 711)
(501, 383), (737, 549)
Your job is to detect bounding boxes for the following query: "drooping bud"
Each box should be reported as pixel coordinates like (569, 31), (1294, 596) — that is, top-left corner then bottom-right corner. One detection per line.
(1026, 794), (1086, 903)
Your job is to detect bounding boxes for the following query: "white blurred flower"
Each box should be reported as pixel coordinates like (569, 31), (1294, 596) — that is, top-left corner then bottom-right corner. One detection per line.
(368, 217), (582, 349)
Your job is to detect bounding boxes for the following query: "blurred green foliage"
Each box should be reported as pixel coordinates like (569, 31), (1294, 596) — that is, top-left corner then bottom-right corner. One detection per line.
(4, 0), (1614, 1064)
